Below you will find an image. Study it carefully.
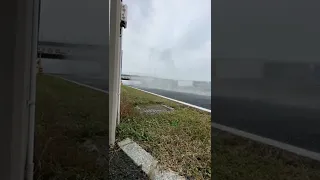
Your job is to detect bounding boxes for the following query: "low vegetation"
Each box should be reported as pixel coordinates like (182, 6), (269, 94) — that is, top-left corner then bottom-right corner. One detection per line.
(35, 74), (320, 180)
(212, 129), (320, 180)
(35, 75), (109, 179)
(118, 86), (211, 179)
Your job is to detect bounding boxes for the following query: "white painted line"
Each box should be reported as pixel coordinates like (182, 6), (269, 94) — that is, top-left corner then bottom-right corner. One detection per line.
(118, 138), (185, 180)
(128, 86), (211, 113)
(50, 75), (109, 94)
(212, 122), (320, 162)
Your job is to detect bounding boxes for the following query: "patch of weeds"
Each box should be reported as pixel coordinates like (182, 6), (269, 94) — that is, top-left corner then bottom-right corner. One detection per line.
(170, 119), (179, 127)
(118, 86), (211, 179)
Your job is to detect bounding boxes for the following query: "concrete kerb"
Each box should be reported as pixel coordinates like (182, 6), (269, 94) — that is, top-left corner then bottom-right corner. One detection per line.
(118, 138), (185, 180)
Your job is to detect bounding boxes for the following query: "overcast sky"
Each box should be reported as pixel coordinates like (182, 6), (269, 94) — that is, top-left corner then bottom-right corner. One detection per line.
(122, 0), (211, 81)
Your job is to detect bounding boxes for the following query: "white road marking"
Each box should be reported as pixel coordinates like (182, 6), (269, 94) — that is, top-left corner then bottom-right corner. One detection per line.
(128, 86), (211, 113)
(212, 122), (320, 162)
(50, 75), (109, 94)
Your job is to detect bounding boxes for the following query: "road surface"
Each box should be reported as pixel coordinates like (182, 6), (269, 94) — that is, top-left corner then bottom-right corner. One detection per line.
(213, 96), (320, 153)
(131, 86), (211, 110)
(54, 74), (109, 91)
(53, 74), (320, 153)
(53, 75), (211, 110)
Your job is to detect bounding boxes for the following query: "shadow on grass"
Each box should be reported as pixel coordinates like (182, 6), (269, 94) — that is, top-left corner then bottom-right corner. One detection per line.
(34, 74), (148, 180)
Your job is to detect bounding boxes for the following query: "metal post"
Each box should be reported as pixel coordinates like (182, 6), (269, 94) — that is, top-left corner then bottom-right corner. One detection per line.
(109, 0), (121, 146)
(117, 28), (123, 125)
(115, 34), (121, 125)
(26, 0), (40, 179)
(0, 0), (39, 178)
(117, 1), (127, 125)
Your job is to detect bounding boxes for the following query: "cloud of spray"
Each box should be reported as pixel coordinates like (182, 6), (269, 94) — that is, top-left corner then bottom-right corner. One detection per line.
(123, 75), (211, 97)
(121, 0), (211, 82)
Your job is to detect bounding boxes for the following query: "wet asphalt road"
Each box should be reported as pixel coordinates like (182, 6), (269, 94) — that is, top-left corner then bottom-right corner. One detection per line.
(55, 74), (109, 91)
(131, 86), (212, 110)
(213, 96), (320, 153)
(54, 74), (320, 153)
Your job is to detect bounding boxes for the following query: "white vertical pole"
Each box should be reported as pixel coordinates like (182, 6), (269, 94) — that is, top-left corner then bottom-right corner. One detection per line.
(117, 1), (127, 125)
(117, 27), (123, 125)
(1, 0), (38, 178)
(26, 0), (40, 179)
(109, 0), (121, 146)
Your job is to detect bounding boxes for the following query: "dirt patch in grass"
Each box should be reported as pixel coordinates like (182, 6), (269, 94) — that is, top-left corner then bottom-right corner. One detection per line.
(212, 128), (320, 180)
(117, 86), (211, 179)
(34, 75), (147, 179)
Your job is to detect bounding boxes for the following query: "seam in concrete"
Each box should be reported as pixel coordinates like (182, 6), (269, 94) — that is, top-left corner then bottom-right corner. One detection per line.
(118, 138), (185, 180)
(49, 75), (109, 94)
(212, 122), (320, 162)
(128, 86), (211, 113)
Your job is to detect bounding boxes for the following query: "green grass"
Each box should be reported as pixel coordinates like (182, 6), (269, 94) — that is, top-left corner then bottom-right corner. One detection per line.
(118, 86), (320, 180)
(212, 129), (320, 180)
(35, 74), (109, 179)
(35, 74), (320, 180)
(118, 86), (211, 179)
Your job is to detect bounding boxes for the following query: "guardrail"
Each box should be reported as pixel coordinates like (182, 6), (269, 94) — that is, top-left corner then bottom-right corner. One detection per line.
(121, 75), (131, 80)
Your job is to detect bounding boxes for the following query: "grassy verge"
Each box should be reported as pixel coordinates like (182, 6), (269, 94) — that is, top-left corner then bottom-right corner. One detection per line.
(118, 86), (212, 179)
(212, 129), (320, 180)
(35, 74), (320, 180)
(35, 74), (109, 179)
(119, 86), (320, 180)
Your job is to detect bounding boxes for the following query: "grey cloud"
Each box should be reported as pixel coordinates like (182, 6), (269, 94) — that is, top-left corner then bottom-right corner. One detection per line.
(134, 0), (154, 17)
(174, 17), (211, 52)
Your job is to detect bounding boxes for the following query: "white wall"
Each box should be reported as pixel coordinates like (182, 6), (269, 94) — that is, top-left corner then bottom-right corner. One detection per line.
(177, 80), (193, 87)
